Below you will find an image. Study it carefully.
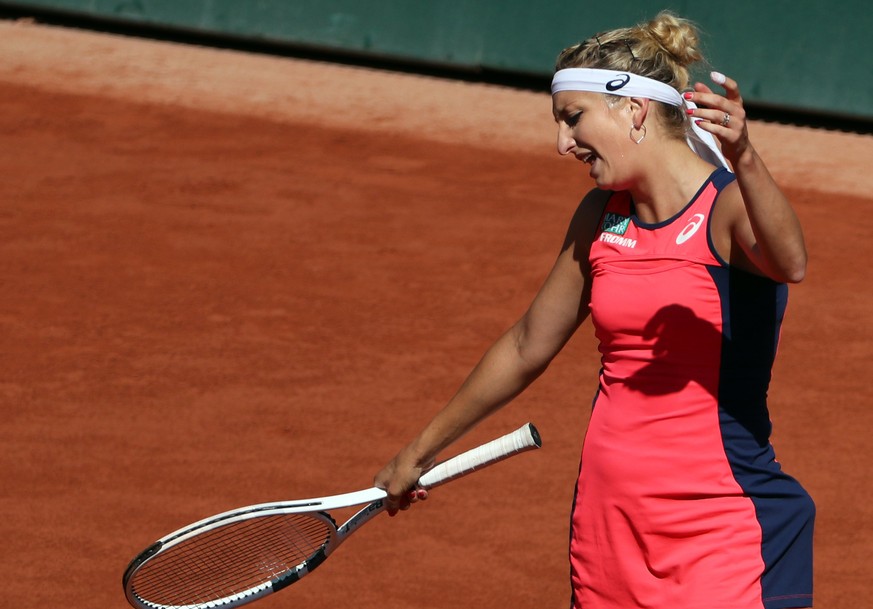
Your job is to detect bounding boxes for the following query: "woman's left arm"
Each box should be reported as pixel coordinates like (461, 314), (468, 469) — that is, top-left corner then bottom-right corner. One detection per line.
(689, 72), (807, 283)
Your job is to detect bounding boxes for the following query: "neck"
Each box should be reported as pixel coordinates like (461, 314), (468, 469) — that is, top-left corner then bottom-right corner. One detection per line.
(627, 139), (715, 223)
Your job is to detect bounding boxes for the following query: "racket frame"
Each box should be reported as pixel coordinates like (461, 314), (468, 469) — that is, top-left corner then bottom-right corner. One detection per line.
(123, 422), (541, 609)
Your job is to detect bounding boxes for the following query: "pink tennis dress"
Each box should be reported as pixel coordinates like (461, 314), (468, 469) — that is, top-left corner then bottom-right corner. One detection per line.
(569, 168), (814, 609)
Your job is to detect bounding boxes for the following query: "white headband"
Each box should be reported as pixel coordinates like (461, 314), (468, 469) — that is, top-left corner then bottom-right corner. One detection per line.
(551, 68), (730, 171)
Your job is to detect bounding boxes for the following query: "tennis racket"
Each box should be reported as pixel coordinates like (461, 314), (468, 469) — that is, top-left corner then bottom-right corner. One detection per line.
(123, 422), (541, 609)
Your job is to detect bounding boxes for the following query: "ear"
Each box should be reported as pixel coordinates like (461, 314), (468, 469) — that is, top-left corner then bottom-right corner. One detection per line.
(627, 97), (650, 129)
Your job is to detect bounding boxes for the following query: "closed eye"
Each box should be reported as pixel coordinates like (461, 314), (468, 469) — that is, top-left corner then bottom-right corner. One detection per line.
(565, 112), (582, 127)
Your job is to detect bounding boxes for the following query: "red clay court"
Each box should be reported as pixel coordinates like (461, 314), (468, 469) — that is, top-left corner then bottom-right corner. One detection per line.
(1, 19), (871, 609)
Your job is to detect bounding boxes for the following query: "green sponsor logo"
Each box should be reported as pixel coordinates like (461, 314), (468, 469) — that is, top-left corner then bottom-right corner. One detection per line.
(602, 213), (630, 236)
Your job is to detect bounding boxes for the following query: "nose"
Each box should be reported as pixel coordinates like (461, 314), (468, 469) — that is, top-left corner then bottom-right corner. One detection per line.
(556, 123), (576, 156)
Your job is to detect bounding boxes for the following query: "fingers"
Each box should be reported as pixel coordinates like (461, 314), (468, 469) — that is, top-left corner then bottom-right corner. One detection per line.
(699, 71), (741, 101)
(711, 71), (741, 100)
(404, 488), (429, 508)
(690, 71), (743, 110)
(387, 488), (428, 517)
(688, 105), (740, 133)
(682, 71), (751, 165)
(375, 455), (430, 517)
(684, 71), (747, 149)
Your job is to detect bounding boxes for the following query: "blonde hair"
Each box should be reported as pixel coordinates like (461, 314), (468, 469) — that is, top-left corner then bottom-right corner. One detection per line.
(555, 11), (705, 137)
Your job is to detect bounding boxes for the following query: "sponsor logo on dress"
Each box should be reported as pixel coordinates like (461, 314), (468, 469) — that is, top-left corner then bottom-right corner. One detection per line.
(601, 212), (630, 235)
(675, 213), (705, 245)
(600, 212), (636, 248)
(599, 232), (637, 248)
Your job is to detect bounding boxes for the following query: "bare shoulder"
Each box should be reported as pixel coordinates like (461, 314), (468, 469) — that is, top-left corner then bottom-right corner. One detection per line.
(562, 188), (611, 263)
(519, 188), (609, 346)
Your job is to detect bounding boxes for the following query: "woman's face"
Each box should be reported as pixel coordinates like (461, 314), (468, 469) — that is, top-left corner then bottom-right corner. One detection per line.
(552, 90), (636, 190)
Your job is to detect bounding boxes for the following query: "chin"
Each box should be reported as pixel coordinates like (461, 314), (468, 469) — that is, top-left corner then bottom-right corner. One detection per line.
(592, 175), (616, 190)
(594, 173), (630, 192)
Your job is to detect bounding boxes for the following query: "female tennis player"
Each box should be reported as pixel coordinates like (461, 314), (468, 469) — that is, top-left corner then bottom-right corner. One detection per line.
(375, 10), (814, 609)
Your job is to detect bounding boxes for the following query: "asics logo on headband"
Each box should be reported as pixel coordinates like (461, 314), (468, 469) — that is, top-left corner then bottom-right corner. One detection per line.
(605, 74), (631, 92)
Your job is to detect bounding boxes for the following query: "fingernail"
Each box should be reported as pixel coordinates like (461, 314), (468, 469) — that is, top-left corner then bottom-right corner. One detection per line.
(710, 71), (726, 85)
(683, 91), (693, 100)
(685, 108), (694, 115)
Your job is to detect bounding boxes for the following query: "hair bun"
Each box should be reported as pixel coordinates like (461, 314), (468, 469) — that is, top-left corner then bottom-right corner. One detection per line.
(638, 11), (702, 68)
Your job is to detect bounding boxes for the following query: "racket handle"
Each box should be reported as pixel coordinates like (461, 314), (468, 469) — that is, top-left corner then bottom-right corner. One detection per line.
(417, 423), (541, 490)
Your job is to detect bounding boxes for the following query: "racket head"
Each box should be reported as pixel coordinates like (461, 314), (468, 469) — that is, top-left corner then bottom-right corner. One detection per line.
(123, 507), (339, 609)
(122, 423), (541, 608)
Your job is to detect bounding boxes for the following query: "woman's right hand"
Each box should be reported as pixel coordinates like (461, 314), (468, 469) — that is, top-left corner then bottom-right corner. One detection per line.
(374, 447), (431, 516)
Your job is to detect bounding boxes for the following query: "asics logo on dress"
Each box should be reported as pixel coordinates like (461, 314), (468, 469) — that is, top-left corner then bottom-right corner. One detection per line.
(676, 213), (706, 245)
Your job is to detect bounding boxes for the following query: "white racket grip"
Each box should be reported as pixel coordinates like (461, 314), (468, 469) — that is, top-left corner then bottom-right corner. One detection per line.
(417, 423), (541, 490)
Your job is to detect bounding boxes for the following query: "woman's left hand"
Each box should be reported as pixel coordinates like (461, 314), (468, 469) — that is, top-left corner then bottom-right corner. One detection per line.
(685, 71), (751, 165)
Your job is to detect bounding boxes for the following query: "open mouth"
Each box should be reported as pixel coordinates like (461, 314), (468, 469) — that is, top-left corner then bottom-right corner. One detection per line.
(578, 150), (597, 165)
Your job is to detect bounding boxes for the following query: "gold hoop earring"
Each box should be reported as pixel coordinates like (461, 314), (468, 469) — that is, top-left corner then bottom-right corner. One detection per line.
(630, 124), (647, 144)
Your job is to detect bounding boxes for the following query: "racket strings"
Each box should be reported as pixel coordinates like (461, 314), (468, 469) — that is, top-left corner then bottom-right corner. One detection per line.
(131, 513), (334, 607)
